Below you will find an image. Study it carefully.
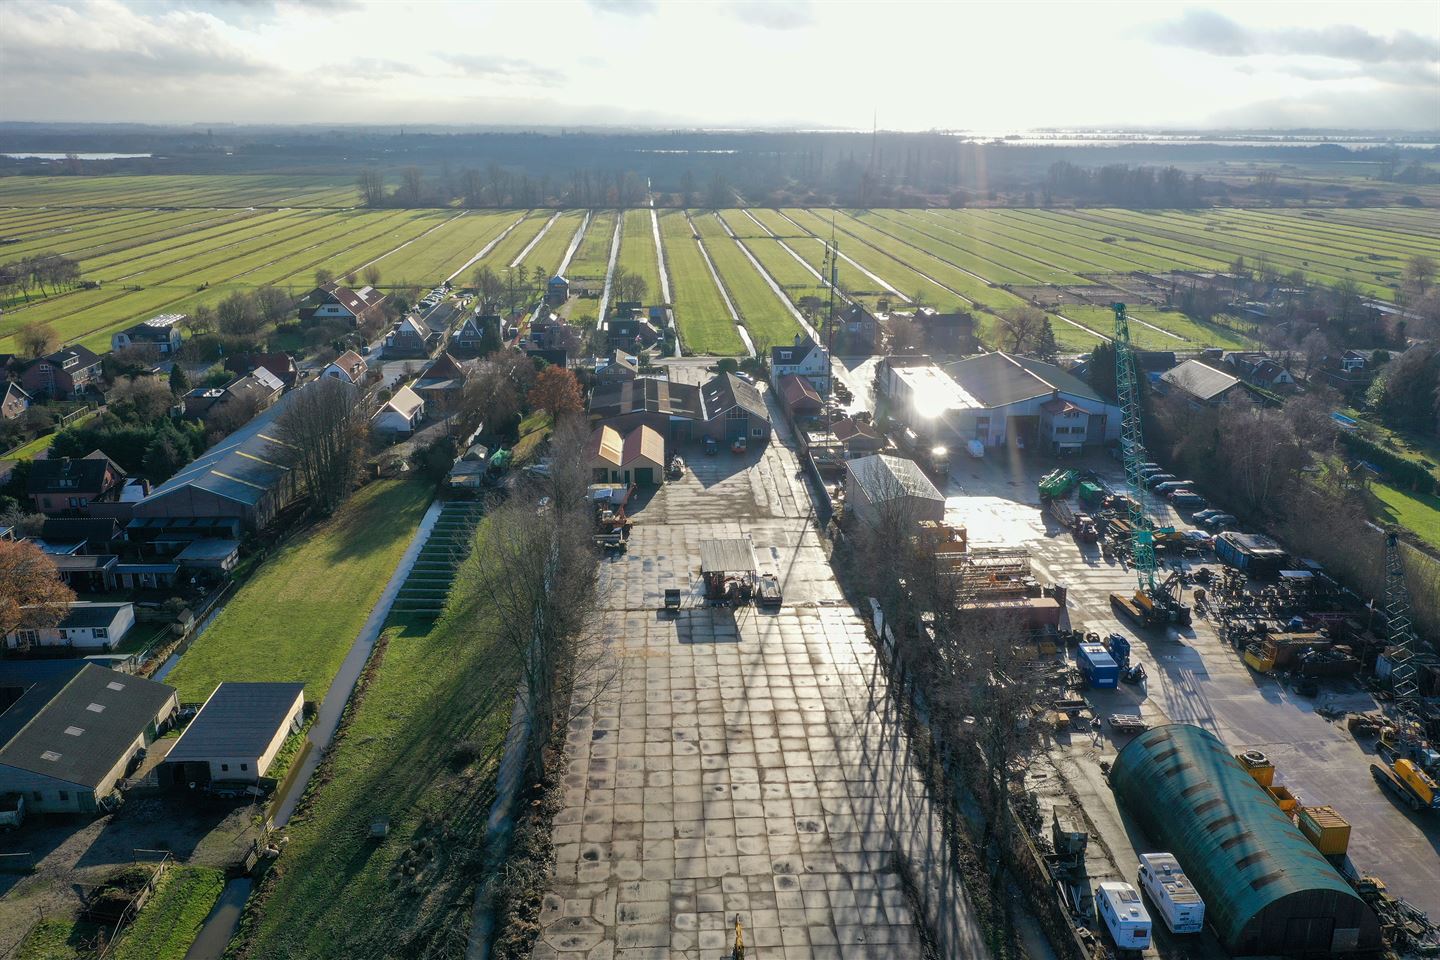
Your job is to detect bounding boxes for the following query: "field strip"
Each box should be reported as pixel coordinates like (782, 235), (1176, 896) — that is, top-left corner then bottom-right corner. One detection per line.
(596, 212), (623, 331)
(743, 209), (856, 309)
(787, 214), (911, 302)
(358, 209), (466, 275)
(555, 211), (590, 276)
(717, 212), (819, 343)
(445, 212), (527, 282)
(890, 210), (1058, 286)
(650, 209), (672, 305)
(685, 212), (753, 356)
(509, 211), (560, 268)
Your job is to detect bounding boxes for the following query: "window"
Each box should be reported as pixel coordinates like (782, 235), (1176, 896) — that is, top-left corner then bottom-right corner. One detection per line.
(94, 628), (108, 639)
(727, 407), (745, 420)
(240, 763), (249, 772)
(18, 630), (37, 643)
(31, 791), (42, 801)
(752, 428), (764, 438)
(58, 629), (68, 640)
(58, 791), (69, 802)
(221, 764), (229, 772)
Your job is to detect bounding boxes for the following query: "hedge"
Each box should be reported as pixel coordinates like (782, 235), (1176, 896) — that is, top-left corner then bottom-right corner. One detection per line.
(1341, 432), (1437, 494)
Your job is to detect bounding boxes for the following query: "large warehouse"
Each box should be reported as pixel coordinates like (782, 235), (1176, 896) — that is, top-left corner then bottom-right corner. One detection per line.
(881, 353), (1121, 453)
(1110, 724), (1382, 957)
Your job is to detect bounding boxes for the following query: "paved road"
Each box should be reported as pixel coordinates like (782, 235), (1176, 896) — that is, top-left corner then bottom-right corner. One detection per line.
(532, 374), (986, 958)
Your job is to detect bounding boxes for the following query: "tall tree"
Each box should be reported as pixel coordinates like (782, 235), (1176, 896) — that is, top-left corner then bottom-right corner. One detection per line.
(169, 363), (191, 397)
(1033, 317), (1059, 362)
(18, 322), (58, 359)
(0, 540), (75, 638)
(276, 378), (365, 515)
(527, 365), (583, 418)
(997, 306), (1045, 353)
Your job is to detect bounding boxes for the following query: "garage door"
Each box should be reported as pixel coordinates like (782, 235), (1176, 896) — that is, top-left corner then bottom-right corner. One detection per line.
(634, 467), (654, 485)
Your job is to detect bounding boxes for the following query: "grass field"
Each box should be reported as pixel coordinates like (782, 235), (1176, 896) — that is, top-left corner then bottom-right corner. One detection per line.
(112, 867), (227, 960)
(164, 479), (431, 703)
(659, 210), (743, 354)
(690, 211), (803, 349)
(1368, 483), (1440, 552)
(617, 208), (664, 304)
(234, 574), (519, 957)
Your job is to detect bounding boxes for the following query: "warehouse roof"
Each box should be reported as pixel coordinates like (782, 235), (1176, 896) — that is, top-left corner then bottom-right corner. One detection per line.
(846, 454), (944, 505)
(166, 682), (304, 765)
(1110, 724), (1372, 951)
(0, 664), (175, 789)
(1161, 359), (1243, 401)
(942, 352), (1104, 408)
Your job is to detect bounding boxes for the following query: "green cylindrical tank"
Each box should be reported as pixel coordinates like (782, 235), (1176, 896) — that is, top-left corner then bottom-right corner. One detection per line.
(1109, 724), (1381, 958)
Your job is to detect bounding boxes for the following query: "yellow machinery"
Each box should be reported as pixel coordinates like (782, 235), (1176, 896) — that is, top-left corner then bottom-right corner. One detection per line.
(1235, 751), (1275, 786)
(1243, 646), (1276, 673)
(1297, 805), (1351, 857)
(1372, 757), (1440, 812)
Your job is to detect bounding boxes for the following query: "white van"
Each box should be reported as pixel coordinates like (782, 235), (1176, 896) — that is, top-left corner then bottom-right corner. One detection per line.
(1137, 852), (1205, 934)
(1096, 881), (1152, 952)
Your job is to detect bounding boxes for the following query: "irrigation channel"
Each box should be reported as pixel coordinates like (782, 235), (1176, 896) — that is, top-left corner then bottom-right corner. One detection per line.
(508, 211), (559, 268)
(595, 211), (623, 332)
(444, 212), (528, 284)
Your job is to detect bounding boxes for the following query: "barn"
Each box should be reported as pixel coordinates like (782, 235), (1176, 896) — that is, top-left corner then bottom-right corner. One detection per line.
(160, 682), (305, 790)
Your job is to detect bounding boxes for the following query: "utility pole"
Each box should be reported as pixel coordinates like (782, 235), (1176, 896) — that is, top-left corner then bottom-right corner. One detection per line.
(822, 218), (839, 445)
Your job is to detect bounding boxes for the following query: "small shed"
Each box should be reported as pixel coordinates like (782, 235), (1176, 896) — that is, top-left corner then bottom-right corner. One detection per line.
(699, 537), (757, 602)
(546, 274), (570, 304)
(160, 682), (305, 789)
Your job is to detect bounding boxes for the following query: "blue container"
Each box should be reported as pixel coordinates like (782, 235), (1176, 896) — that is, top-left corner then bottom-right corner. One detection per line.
(1078, 642), (1119, 689)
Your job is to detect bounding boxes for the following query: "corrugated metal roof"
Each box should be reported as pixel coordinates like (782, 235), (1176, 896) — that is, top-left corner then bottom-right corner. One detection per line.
(941, 352), (1104, 408)
(845, 455), (944, 504)
(1110, 724), (1370, 951)
(1161, 359), (1242, 401)
(165, 682), (303, 765)
(699, 537), (756, 573)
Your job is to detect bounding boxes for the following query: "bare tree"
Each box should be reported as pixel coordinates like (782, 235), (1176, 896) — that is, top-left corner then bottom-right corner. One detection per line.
(610, 266), (647, 305)
(255, 286), (293, 324)
(363, 264), (382, 289)
(461, 352), (532, 432)
(471, 265), (504, 312)
(0, 540), (75, 637)
(18, 321), (58, 359)
(997, 306), (1045, 354)
(276, 378), (365, 515)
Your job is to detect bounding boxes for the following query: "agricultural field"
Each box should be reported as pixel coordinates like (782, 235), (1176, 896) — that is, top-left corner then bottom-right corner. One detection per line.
(616, 208), (665, 304)
(164, 478), (431, 703)
(0, 174), (358, 208)
(657, 210), (743, 355)
(514, 210), (587, 279)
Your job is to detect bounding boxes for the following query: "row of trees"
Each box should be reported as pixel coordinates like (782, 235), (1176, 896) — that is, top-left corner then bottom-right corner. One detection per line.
(1045, 162), (1212, 207)
(0, 252), (82, 304)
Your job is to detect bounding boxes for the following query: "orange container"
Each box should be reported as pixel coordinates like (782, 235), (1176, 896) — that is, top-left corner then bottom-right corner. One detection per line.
(1298, 806), (1350, 856)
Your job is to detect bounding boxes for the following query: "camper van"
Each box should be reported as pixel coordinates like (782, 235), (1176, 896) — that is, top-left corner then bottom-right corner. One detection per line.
(1137, 853), (1205, 934)
(1096, 881), (1153, 953)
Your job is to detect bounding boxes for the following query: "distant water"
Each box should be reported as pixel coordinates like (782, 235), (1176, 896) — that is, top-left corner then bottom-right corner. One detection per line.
(2, 152), (153, 160)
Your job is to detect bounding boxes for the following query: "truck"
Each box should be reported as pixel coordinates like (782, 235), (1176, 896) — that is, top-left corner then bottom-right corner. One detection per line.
(1077, 642), (1119, 689)
(1137, 853), (1205, 935)
(1372, 758), (1440, 813)
(1049, 498), (1099, 542)
(1096, 881), (1153, 954)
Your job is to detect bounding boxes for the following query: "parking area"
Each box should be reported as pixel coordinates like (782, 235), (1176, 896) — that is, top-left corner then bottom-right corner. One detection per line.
(940, 448), (1440, 940)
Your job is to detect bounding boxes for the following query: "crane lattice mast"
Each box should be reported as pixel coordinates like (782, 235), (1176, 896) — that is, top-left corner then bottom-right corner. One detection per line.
(1384, 531), (1420, 712)
(1113, 303), (1156, 595)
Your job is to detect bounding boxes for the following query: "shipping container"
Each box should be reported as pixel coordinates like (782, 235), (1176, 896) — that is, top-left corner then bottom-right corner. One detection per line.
(1077, 642), (1119, 689)
(1137, 853), (1205, 934)
(1097, 881), (1153, 951)
(1214, 531), (1289, 577)
(1297, 806), (1351, 857)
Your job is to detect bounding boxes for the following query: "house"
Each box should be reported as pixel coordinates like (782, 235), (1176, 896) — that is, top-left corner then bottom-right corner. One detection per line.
(2, 381), (31, 420)
(606, 310), (663, 349)
(452, 313), (500, 357)
(322, 350), (368, 385)
(159, 682), (304, 789)
(912, 308), (979, 356)
(301, 282), (387, 328)
(831, 417), (886, 457)
(411, 353), (469, 413)
(529, 315), (583, 355)
(546, 275), (570, 305)
(1224, 351), (1296, 392)
(1317, 349), (1389, 393)
(130, 382), (346, 531)
(699, 373), (771, 444)
(587, 424), (666, 485)
(4, 602), (135, 652)
(0, 662), (177, 814)
(384, 314), (442, 359)
(1160, 359), (1256, 408)
(21, 345), (103, 400)
(372, 385), (425, 436)
(837, 304), (889, 354)
(186, 368), (286, 423)
(110, 314), (185, 357)
(224, 352), (300, 390)
(28, 451), (126, 515)
(595, 350), (639, 386)
(40, 517), (119, 554)
(778, 374), (823, 417)
(880, 353), (1121, 453)
(844, 455), (945, 527)
(448, 444), (490, 491)
(771, 335), (831, 394)
(589, 372), (770, 448)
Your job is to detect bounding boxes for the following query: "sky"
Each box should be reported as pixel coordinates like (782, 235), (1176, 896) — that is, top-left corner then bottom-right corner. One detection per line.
(2, 0), (1437, 131)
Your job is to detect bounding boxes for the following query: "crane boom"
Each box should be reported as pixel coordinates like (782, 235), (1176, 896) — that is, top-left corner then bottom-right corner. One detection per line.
(1113, 302), (1156, 594)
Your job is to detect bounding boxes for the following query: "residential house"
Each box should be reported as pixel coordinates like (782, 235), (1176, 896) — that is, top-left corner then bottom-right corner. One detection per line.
(384, 314), (443, 359)
(771, 335), (830, 394)
(21, 345), (103, 400)
(159, 682), (304, 789)
(912, 308), (979, 356)
(322, 350), (368, 385)
(451, 313), (500, 357)
(589, 372), (771, 449)
(529, 315), (583, 356)
(301, 282), (387, 328)
(2, 382), (30, 420)
(546, 275), (570, 305)
(844, 455), (945, 528)
(110, 314), (185, 357)
(838, 304), (889, 354)
(1316, 349), (1389, 393)
(411, 353), (469, 414)
(778, 374), (823, 417)
(372, 385), (425, 437)
(1224, 351), (1297, 392)
(880, 353), (1121, 453)
(595, 350), (639, 386)
(699, 373), (771, 444)
(4, 602), (135, 652)
(587, 424), (666, 485)
(183, 368), (283, 423)
(224, 352), (300, 390)
(830, 417), (886, 457)
(1160, 359), (1256, 408)
(28, 451), (126, 515)
(606, 309), (663, 350)
(0, 662), (178, 814)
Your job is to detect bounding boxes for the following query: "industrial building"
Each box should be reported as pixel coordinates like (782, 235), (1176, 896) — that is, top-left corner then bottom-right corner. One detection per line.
(160, 682), (305, 789)
(844, 454), (945, 527)
(880, 353), (1121, 453)
(1110, 724), (1382, 957)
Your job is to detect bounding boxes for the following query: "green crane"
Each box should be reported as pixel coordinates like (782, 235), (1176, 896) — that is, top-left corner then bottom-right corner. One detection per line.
(1110, 303), (1190, 627)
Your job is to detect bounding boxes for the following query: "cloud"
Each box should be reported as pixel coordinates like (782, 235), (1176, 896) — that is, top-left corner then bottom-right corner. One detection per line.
(586, 0), (657, 17)
(438, 53), (566, 87)
(726, 0), (814, 30)
(1209, 86), (1440, 131)
(1152, 9), (1440, 64)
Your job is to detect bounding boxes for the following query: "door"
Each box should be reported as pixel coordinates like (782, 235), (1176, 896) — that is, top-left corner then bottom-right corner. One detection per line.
(635, 467), (654, 486)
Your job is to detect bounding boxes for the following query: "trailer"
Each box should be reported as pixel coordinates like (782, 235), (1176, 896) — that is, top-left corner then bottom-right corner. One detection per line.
(1077, 642), (1119, 689)
(1096, 881), (1153, 954)
(1137, 853), (1204, 934)
(1039, 468), (1079, 499)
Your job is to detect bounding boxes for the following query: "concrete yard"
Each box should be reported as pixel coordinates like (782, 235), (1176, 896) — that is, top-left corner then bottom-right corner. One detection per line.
(533, 374), (988, 958)
(942, 448), (1440, 949)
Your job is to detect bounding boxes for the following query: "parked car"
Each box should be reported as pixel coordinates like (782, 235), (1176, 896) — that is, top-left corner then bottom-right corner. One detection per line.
(1192, 508), (1224, 523)
(731, 436), (748, 454)
(1171, 492), (1207, 510)
(1144, 473), (1177, 488)
(1203, 513), (1236, 530)
(1153, 480), (1193, 494)
(1137, 462), (1162, 475)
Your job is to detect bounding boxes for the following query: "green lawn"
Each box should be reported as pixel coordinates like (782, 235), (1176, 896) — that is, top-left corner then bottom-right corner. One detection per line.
(233, 590), (520, 957)
(1367, 482), (1440, 551)
(164, 479), (431, 703)
(17, 919), (102, 960)
(4, 410), (100, 460)
(617, 209), (664, 303)
(112, 867), (226, 960)
(659, 211), (744, 355)
(513, 410), (553, 463)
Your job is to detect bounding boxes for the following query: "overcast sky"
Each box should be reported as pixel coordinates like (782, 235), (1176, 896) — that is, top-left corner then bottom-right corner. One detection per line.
(2, 0), (1437, 131)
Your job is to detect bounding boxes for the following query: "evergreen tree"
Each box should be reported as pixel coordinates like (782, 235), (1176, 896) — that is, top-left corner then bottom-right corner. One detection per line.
(169, 364), (190, 396)
(1035, 318), (1059, 363)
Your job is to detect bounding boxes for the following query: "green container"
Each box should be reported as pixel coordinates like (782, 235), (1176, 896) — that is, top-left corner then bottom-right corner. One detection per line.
(1038, 469), (1078, 499)
(1079, 481), (1104, 505)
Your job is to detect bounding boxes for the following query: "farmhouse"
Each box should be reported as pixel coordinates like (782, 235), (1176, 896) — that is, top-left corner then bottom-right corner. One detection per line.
(771, 335), (830, 394)
(372, 385), (425, 437)
(587, 424), (666, 485)
(110, 314), (185, 357)
(0, 662), (178, 814)
(595, 350), (639, 386)
(844, 454), (945, 528)
(28, 451), (126, 515)
(225, 352), (300, 390)
(322, 349), (368, 385)
(4, 602), (135, 652)
(778, 374), (823, 417)
(302, 282), (387, 328)
(452, 313), (500, 357)
(881, 353), (1120, 453)
(546, 275), (570, 304)
(589, 372), (769, 448)
(21, 345), (103, 400)
(1223, 351), (1296, 392)
(411, 353), (469, 413)
(384, 314), (443, 359)
(160, 682), (305, 789)
(1160, 359), (1256, 407)
(2, 381), (31, 420)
